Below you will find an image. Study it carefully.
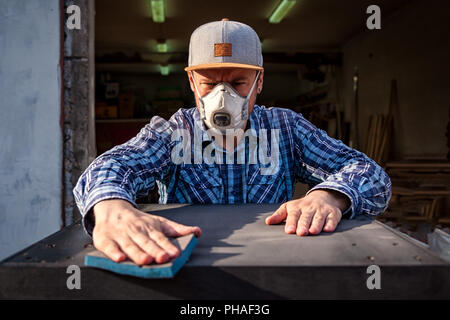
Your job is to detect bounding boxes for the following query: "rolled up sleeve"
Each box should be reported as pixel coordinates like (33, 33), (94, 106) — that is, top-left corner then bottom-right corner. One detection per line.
(73, 116), (174, 234)
(293, 114), (392, 219)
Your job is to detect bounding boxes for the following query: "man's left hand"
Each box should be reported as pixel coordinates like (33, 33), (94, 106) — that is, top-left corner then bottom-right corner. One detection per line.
(265, 189), (351, 236)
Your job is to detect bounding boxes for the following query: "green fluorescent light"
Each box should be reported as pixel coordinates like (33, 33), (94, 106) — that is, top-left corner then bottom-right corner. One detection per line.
(269, 0), (296, 24)
(156, 41), (168, 53)
(151, 0), (165, 23)
(160, 65), (170, 76)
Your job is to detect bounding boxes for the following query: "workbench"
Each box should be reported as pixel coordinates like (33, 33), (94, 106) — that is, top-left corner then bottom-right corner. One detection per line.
(1, 204), (449, 299)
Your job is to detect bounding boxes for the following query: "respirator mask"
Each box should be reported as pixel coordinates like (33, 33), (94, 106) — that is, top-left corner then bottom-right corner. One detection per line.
(191, 71), (261, 133)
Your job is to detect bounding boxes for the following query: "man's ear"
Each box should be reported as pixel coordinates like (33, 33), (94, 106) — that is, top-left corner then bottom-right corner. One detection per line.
(257, 69), (264, 94)
(187, 71), (196, 92)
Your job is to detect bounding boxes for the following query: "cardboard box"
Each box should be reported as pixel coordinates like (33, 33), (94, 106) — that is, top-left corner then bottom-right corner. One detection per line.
(119, 93), (135, 118)
(96, 103), (118, 119)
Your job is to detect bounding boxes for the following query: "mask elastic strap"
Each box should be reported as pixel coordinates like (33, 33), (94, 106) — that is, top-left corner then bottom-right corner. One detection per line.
(242, 70), (261, 120)
(190, 71), (206, 119)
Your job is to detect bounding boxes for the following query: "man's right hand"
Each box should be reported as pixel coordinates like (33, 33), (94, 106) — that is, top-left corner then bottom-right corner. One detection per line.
(92, 199), (202, 265)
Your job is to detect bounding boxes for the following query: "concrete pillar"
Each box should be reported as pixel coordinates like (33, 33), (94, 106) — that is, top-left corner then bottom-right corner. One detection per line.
(63, 0), (96, 225)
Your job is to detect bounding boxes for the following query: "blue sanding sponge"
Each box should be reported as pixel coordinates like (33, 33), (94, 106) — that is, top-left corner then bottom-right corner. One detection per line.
(84, 234), (197, 278)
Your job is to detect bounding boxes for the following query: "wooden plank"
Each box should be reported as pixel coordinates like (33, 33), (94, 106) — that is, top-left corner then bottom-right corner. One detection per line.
(380, 114), (393, 165)
(365, 115), (374, 157)
(368, 114), (378, 158)
(438, 217), (450, 224)
(386, 161), (450, 169)
(374, 115), (385, 164)
(392, 187), (450, 196)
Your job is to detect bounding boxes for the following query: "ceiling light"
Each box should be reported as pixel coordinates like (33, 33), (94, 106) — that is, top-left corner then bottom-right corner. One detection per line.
(269, 0), (296, 24)
(160, 64), (170, 76)
(151, 0), (165, 23)
(156, 39), (168, 53)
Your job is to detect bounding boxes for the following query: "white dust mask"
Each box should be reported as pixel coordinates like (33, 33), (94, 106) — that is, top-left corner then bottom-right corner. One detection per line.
(191, 71), (260, 132)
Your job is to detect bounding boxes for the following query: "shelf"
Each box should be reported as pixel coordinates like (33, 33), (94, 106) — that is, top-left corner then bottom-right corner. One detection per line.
(95, 118), (150, 124)
(296, 99), (335, 109)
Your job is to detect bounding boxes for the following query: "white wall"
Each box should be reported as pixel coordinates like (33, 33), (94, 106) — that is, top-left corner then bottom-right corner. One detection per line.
(341, 0), (450, 159)
(0, 0), (63, 260)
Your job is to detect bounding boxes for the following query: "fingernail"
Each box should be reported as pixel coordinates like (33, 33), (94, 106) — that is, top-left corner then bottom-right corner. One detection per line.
(159, 252), (169, 262)
(286, 226), (296, 233)
(137, 255), (149, 265)
(298, 227), (308, 236)
(169, 249), (179, 257)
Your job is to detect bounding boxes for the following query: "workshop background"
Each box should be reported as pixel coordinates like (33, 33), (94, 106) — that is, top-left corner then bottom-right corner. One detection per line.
(0, 0), (449, 261)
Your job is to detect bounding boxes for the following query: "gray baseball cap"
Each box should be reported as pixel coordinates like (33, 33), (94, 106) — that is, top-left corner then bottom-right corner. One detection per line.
(185, 18), (263, 72)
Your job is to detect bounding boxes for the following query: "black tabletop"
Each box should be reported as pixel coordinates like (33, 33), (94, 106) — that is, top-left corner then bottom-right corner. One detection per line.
(1, 204), (449, 299)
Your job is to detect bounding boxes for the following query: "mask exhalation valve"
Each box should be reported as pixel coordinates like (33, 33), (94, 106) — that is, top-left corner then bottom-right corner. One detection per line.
(213, 112), (231, 127)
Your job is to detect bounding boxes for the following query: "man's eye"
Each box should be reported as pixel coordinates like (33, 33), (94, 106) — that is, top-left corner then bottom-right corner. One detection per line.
(233, 82), (245, 86)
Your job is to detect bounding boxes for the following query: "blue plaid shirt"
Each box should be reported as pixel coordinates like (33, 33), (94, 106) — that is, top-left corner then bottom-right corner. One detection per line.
(74, 105), (392, 234)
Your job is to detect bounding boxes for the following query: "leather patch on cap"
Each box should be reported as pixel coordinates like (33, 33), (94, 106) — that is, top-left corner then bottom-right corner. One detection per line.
(214, 43), (232, 57)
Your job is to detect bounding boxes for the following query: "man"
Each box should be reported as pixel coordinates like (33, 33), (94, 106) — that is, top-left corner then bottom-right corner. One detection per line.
(74, 19), (391, 266)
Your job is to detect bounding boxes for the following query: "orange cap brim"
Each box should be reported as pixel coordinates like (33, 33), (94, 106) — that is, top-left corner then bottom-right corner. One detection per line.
(185, 62), (263, 72)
